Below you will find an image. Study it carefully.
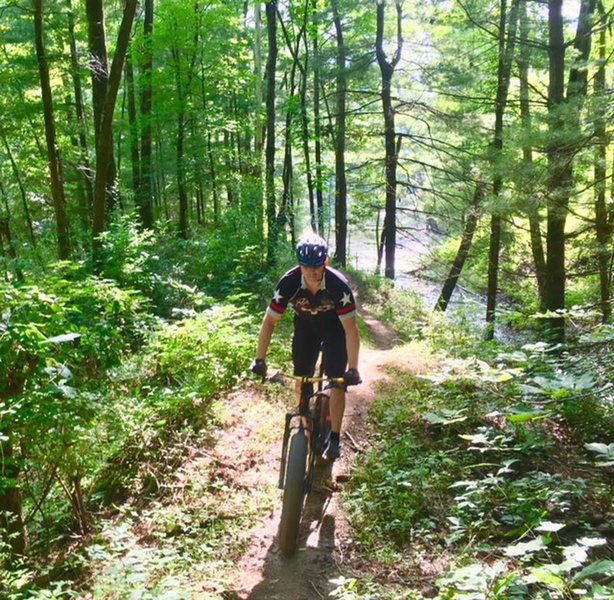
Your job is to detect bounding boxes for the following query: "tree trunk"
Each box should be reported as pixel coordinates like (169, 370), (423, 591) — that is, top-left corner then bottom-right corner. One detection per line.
(137, 0), (155, 229)
(436, 185), (484, 311)
(310, 0), (324, 235)
(64, 75), (91, 242)
(125, 52), (140, 196)
(299, 38), (316, 234)
(171, 12), (198, 240)
(517, 0), (546, 309)
(0, 436), (26, 556)
(34, 0), (71, 260)
(175, 81), (188, 238)
(92, 0), (139, 263)
(253, 0), (264, 163)
(593, 10), (610, 322)
(332, 0), (348, 267)
(252, 0), (265, 236)
(544, 0), (596, 342)
(484, 0), (518, 340)
(2, 135), (38, 251)
(0, 183), (23, 280)
(207, 132), (219, 225)
(0, 362), (32, 557)
(67, 475), (89, 535)
(224, 129), (236, 206)
(376, 1), (403, 279)
(196, 180), (204, 225)
(278, 9), (305, 241)
(280, 117), (294, 238)
(86, 0), (120, 213)
(280, 138), (295, 243)
(67, 0), (94, 231)
(376, 216), (385, 275)
(265, 0), (278, 263)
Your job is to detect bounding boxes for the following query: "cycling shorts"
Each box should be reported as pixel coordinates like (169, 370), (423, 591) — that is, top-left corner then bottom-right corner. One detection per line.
(292, 315), (347, 381)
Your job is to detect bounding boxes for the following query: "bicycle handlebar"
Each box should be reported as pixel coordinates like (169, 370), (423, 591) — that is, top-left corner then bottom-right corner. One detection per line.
(268, 371), (345, 385)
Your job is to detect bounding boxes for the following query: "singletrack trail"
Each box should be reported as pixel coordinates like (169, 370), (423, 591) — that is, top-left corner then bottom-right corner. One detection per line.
(226, 310), (432, 599)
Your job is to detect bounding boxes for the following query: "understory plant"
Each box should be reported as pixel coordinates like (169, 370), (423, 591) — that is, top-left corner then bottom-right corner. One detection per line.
(0, 271), (266, 597)
(345, 351), (614, 599)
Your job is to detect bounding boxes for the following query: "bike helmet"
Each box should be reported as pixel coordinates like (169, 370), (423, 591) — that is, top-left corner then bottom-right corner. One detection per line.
(296, 234), (328, 266)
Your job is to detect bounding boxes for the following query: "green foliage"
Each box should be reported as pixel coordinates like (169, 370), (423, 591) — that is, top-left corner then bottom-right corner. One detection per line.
(329, 575), (421, 599)
(351, 270), (481, 356)
(345, 374), (477, 552)
(0, 269), (150, 594)
(0, 269), (147, 426)
(345, 356), (614, 599)
(95, 214), (297, 318)
(147, 304), (255, 395)
(89, 301), (259, 505)
(97, 216), (211, 316)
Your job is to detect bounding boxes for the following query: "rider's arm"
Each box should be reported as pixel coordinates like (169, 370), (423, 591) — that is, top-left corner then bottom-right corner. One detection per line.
(341, 315), (360, 370)
(256, 312), (279, 360)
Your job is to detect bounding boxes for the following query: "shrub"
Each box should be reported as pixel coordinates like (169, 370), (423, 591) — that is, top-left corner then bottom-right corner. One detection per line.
(0, 271), (149, 559)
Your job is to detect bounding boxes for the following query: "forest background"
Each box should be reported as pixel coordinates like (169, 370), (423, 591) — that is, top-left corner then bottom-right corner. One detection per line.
(0, 0), (613, 597)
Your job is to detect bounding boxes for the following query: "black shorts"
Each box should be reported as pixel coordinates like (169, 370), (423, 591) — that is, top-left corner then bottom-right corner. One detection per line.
(292, 315), (347, 379)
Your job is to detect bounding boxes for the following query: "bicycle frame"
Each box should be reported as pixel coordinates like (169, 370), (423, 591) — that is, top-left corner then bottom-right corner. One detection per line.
(273, 367), (344, 555)
(277, 371), (343, 491)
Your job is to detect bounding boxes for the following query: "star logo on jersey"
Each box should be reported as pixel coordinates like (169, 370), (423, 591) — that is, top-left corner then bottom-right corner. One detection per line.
(272, 289), (283, 303)
(341, 292), (353, 306)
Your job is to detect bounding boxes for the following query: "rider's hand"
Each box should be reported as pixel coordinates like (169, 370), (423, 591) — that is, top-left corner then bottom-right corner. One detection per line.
(343, 368), (362, 386)
(251, 358), (267, 378)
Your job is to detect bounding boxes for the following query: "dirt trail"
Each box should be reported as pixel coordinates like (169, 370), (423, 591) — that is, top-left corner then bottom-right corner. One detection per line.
(225, 311), (431, 599)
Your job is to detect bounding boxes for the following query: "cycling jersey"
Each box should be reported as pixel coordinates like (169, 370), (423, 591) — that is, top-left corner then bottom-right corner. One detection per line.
(266, 266), (357, 324)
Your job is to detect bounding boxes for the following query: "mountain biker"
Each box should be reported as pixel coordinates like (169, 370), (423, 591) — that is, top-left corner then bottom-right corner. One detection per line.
(251, 234), (361, 460)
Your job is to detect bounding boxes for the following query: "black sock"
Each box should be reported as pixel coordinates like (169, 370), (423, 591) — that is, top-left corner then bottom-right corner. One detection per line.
(330, 431), (340, 443)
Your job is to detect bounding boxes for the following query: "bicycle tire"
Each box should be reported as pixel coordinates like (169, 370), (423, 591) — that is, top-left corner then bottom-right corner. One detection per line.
(278, 431), (308, 555)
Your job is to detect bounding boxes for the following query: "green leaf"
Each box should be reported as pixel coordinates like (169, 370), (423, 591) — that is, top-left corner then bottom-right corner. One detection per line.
(536, 521), (565, 533)
(562, 544), (588, 565)
(529, 567), (566, 590)
(459, 433), (489, 444)
(572, 560), (614, 582)
(425, 411), (467, 425)
(506, 408), (548, 423)
(578, 537), (607, 548)
(584, 442), (614, 458)
(44, 332), (81, 344)
(449, 480), (478, 489)
(504, 537), (547, 557)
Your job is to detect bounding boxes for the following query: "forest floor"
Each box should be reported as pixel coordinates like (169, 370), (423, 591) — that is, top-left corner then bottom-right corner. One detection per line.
(200, 309), (435, 599)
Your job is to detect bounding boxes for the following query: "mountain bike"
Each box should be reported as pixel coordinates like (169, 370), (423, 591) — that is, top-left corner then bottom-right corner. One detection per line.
(274, 370), (344, 556)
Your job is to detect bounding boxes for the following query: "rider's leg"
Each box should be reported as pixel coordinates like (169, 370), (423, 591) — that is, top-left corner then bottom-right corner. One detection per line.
(323, 318), (348, 437)
(292, 316), (321, 408)
(328, 385), (345, 433)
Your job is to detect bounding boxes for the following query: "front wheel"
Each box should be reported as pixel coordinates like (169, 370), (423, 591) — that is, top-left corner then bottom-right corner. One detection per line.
(278, 431), (308, 555)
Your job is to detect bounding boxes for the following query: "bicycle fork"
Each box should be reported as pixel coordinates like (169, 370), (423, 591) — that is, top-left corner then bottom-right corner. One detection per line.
(278, 413), (313, 490)
(278, 413), (293, 489)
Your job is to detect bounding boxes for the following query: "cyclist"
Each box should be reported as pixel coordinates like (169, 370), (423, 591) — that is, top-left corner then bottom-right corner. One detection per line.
(251, 234), (361, 460)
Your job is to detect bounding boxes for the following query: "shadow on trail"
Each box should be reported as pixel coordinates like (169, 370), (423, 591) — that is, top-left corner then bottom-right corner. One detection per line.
(245, 463), (340, 600)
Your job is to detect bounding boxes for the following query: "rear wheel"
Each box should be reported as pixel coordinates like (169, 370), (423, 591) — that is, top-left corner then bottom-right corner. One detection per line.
(278, 431), (308, 555)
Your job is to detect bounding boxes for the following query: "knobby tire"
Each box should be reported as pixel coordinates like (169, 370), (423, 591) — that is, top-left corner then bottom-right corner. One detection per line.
(278, 431), (308, 555)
